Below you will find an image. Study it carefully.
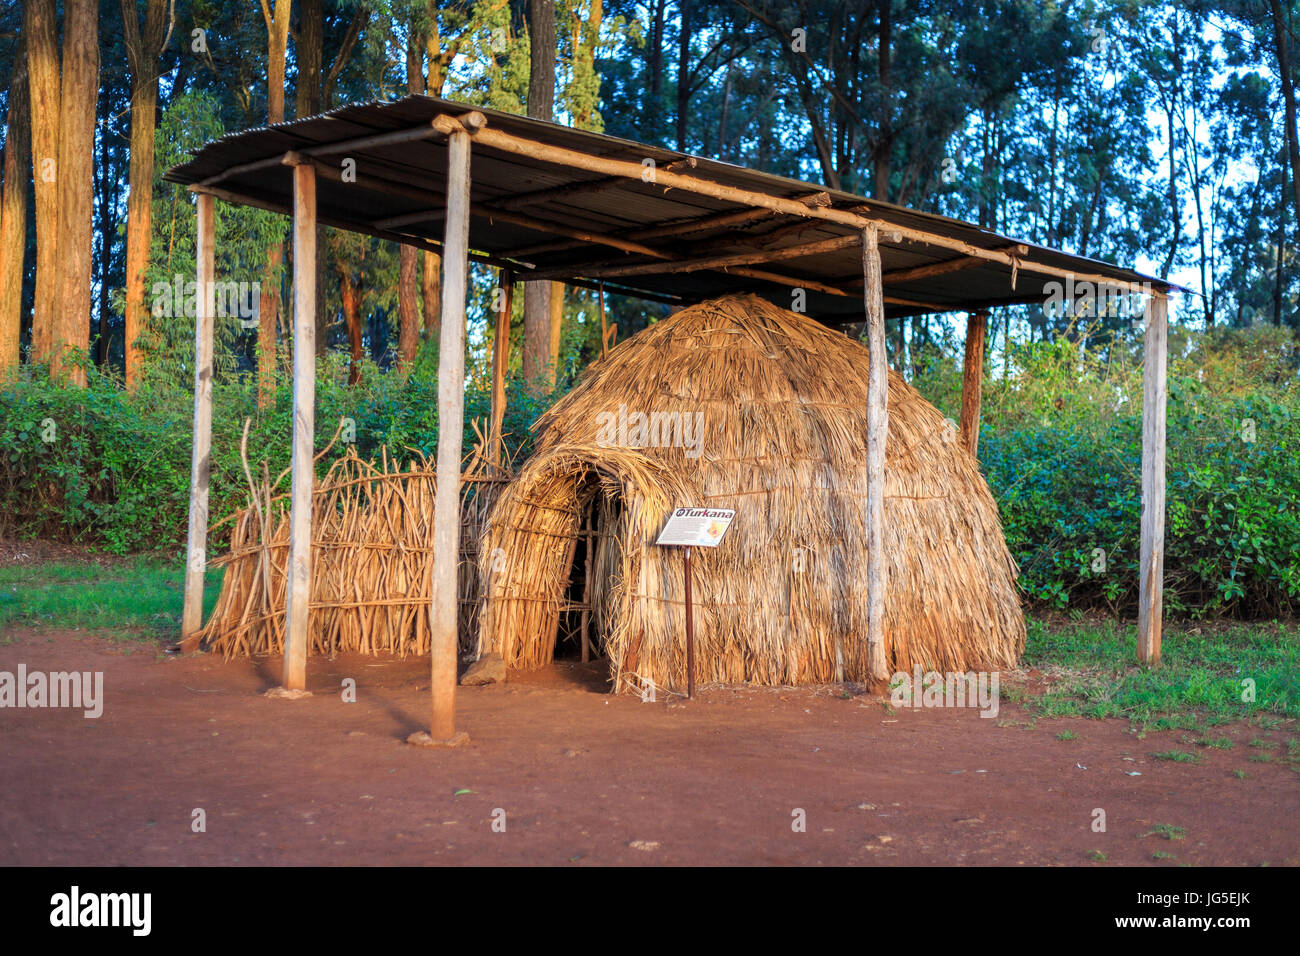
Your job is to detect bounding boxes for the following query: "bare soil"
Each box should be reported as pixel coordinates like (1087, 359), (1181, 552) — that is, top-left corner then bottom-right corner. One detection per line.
(1, 628), (1296, 866)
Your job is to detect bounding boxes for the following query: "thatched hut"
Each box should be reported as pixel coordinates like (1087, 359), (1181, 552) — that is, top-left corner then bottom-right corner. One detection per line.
(475, 294), (1024, 693)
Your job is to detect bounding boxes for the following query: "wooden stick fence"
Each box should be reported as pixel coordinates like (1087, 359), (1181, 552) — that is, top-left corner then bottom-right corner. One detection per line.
(198, 445), (509, 660)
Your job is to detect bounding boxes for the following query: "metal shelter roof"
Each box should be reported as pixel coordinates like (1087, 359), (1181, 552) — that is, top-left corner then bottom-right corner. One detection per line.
(165, 94), (1173, 323)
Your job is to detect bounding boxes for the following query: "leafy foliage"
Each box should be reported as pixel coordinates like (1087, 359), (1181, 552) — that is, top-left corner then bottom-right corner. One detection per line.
(2, 323), (1297, 624)
(920, 323), (1300, 617)
(0, 354), (557, 554)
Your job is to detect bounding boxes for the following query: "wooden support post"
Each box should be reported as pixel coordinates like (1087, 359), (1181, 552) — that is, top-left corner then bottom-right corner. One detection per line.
(580, 511), (593, 662)
(488, 270), (513, 468)
(598, 282), (609, 358)
(684, 547), (695, 699)
(862, 225), (889, 682)
(1138, 294), (1168, 666)
(282, 160), (317, 691)
(959, 310), (988, 457)
(180, 191), (216, 652)
(429, 122), (473, 742)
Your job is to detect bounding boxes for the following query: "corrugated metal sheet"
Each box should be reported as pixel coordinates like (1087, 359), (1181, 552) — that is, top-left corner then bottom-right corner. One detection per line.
(165, 95), (1175, 322)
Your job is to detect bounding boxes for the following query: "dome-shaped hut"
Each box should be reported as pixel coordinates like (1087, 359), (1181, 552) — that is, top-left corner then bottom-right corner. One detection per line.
(474, 294), (1023, 692)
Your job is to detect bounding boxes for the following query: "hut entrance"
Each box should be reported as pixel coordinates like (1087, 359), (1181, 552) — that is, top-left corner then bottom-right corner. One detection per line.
(552, 473), (622, 664)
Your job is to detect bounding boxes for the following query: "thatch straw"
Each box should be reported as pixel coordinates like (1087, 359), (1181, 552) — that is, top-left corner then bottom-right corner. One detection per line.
(200, 445), (507, 659)
(475, 293), (1025, 692)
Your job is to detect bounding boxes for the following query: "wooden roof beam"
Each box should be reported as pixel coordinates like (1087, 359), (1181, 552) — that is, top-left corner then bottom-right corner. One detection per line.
(450, 114), (1155, 296)
(197, 122), (444, 188)
(373, 159), (706, 235)
(534, 232), (863, 281)
(490, 157), (699, 212)
(859, 244), (1031, 286)
(288, 152), (665, 260)
(500, 190), (831, 259)
(191, 181), (529, 272)
(669, 261), (944, 312)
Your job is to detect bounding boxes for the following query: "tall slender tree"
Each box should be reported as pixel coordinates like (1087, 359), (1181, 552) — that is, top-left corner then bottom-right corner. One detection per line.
(397, 4), (425, 368)
(121, 0), (172, 389)
(47, 0), (99, 385)
(0, 32), (29, 378)
(257, 0), (293, 406)
(25, 0), (60, 371)
(523, 0), (556, 388)
(1269, 0), (1300, 243)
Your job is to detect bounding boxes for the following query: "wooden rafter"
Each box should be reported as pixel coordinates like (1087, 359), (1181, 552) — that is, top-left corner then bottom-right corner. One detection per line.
(536, 233), (862, 281)
(192, 181), (526, 272)
(451, 115), (1155, 296)
(500, 191), (831, 259)
(490, 157), (698, 212)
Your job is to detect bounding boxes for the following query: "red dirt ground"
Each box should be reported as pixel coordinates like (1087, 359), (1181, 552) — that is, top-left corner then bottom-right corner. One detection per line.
(1, 628), (1296, 866)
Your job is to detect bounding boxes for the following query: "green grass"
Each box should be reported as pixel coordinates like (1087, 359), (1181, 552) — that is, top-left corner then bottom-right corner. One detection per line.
(1151, 749), (1199, 763)
(0, 556), (222, 643)
(1017, 617), (1300, 733)
(1055, 730), (1077, 740)
(1142, 824), (1186, 841)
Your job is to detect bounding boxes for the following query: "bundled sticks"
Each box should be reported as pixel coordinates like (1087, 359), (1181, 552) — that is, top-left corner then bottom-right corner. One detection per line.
(199, 441), (508, 660)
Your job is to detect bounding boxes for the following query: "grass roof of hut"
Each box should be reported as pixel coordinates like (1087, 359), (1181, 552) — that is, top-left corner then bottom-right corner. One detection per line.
(477, 293), (1024, 693)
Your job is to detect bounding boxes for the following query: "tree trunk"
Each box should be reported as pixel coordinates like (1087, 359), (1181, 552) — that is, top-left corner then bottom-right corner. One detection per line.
(26, 0), (60, 369)
(523, 0), (557, 388)
(523, 282), (551, 387)
(398, 246), (420, 366)
(676, 0), (691, 151)
(422, 3), (445, 344)
(54, 0), (98, 386)
(259, 0), (293, 406)
(527, 0), (557, 121)
(573, 0), (602, 130)
(121, 0), (169, 389)
(295, 0), (323, 119)
(873, 0), (892, 201)
(95, 133), (111, 367)
(423, 251), (441, 342)
(1277, 159), (1287, 327)
(547, 280), (564, 386)
(256, 245), (280, 405)
(397, 16), (425, 369)
(1158, 89), (1179, 278)
(0, 32), (29, 378)
(1269, 0), (1300, 244)
(646, 0), (666, 136)
(339, 268), (363, 386)
(265, 0), (292, 125)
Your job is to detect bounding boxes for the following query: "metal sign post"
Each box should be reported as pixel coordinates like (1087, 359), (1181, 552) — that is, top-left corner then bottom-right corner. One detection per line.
(655, 507), (737, 699)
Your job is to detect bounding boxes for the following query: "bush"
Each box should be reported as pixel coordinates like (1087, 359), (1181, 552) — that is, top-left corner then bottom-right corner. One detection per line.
(0, 354), (556, 554)
(3, 323), (1297, 621)
(919, 323), (1300, 618)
